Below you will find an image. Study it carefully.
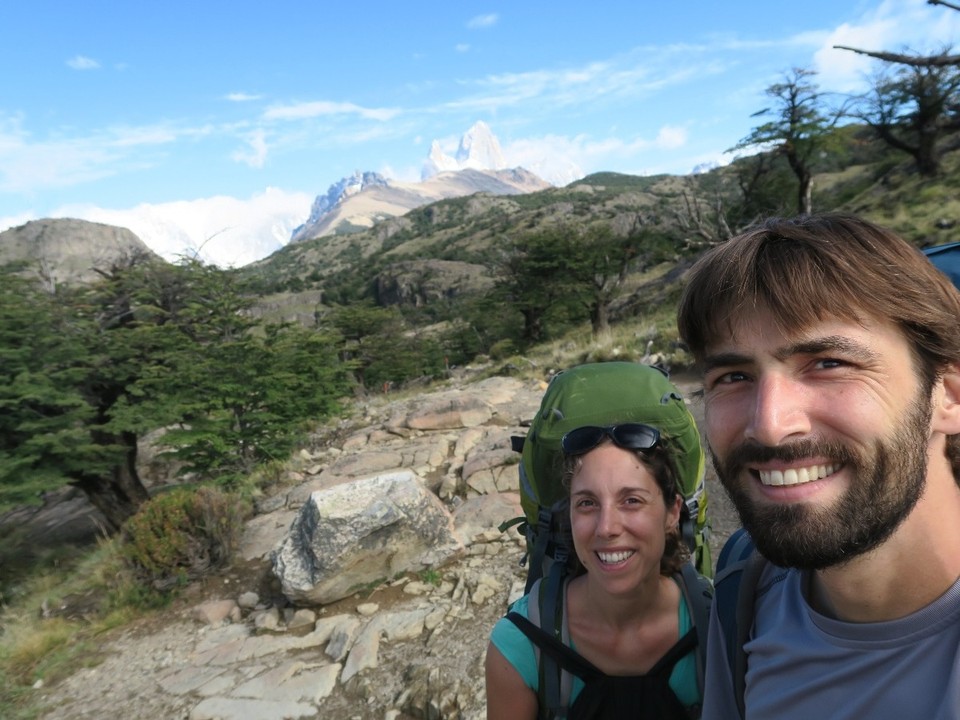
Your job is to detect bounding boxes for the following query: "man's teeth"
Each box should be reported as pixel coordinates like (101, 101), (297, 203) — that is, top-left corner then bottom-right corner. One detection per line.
(759, 463), (838, 486)
(597, 550), (635, 564)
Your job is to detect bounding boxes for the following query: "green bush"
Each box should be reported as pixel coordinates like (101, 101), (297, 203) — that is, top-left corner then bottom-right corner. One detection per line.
(120, 487), (245, 590)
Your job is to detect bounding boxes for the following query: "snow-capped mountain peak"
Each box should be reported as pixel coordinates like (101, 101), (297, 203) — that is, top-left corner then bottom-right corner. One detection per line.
(290, 171), (389, 243)
(422, 121), (506, 180)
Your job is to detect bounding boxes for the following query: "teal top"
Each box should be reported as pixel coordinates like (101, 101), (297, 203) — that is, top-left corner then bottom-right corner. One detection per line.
(490, 578), (699, 708)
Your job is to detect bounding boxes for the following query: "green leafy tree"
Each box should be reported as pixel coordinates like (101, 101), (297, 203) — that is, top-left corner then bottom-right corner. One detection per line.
(0, 268), (108, 511)
(733, 68), (841, 214)
(156, 323), (350, 483)
(493, 228), (586, 345)
(0, 255), (350, 529)
(567, 221), (673, 337)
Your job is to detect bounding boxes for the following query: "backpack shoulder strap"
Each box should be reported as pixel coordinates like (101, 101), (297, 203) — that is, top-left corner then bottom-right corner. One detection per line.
(713, 528), (767, 720)
(677, 562), (713, 697)
(512, 572), (577, 718)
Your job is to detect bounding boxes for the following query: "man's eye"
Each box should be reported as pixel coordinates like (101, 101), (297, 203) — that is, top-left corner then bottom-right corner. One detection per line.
(708, 370), (748, 387)
(815, 358), (845, 369)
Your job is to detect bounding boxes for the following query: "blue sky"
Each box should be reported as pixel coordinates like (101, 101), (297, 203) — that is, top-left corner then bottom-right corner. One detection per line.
(3, 0), (960, 265)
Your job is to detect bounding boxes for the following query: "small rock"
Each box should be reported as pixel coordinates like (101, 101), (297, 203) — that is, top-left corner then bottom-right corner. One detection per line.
(356, 603), (379, 616)
(237, 591), (259, 610)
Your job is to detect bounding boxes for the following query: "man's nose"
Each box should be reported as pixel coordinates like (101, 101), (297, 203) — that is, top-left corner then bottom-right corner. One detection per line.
(744, 373), (812, 446)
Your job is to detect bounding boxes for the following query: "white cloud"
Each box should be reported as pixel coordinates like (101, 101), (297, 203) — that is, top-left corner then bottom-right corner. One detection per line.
(467, 14), (498, 30)
(67, 55), (100, 70)
(226, 92), (262, 102)
(0, 115), (190, 194)
(108, 125), (178, 148)
(655, 126), (687, 150)
(0, 123), (120, 193)
(0, 211), (35, 232)
(232, 129), (269, 168)
(51, 187), (312, 267)
(263, 100), (401, 122)
(456, 43), (470, 53)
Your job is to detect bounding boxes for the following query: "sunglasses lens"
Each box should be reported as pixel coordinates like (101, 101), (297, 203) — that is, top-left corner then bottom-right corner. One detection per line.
(561, 424), (660, 455)
(561, 426), (607, 455)
(611, 423), (660, 450)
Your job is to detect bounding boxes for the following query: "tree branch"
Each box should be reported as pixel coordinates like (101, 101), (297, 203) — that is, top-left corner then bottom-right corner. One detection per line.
(833, 44), (960, 68)
(929, 0), (960, 13)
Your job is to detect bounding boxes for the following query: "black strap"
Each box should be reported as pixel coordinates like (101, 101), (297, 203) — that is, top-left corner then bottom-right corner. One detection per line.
(506, 613), (699, 719)
(507, 611), (605, 683)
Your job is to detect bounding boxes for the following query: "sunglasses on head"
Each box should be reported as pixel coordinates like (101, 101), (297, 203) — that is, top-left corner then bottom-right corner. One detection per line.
(560, 423), (661, 456)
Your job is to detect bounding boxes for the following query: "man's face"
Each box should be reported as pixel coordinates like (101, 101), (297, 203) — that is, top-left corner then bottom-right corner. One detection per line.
(702, 310), (933, 570)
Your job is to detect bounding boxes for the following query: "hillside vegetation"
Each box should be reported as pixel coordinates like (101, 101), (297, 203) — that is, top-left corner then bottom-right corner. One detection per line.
(239, 125), (960, 369)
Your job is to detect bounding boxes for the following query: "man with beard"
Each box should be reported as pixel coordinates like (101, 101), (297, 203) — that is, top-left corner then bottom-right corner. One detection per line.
(676, 213), (960, 719)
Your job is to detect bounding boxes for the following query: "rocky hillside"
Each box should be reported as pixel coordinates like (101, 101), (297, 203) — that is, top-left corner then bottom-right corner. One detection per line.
(26, 369), (738, 720)
(0, 218), (160, 289)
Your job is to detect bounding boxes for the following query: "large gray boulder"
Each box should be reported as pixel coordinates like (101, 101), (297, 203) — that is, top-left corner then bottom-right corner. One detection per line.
(272, 471), (464, 605)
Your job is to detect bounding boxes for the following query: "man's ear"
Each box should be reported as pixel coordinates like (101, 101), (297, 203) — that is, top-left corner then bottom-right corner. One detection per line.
(933, 363), (960, 435)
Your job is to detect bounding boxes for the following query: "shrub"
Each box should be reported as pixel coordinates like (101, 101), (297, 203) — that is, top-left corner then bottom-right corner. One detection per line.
(120, 486), (245, 590)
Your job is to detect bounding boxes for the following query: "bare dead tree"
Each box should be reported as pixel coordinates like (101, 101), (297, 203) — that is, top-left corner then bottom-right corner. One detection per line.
(672, 177), (734, 249)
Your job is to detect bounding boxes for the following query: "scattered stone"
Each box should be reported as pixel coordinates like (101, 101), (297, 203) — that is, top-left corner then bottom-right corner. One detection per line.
(237, 591), (259, 610)
(192, 600), (240, 626)
(356, 602), (379, 616)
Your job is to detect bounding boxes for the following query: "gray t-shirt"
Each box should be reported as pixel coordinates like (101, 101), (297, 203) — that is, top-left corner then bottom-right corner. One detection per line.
(702, 564), (960, 720)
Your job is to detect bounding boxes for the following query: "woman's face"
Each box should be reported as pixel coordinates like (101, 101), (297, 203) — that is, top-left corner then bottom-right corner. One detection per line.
(569, 441), (681, 593)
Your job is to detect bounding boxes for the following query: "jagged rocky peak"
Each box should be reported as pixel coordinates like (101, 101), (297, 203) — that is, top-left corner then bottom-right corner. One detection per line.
(291, 171), (389, 242)
(422, 121), (506, 180)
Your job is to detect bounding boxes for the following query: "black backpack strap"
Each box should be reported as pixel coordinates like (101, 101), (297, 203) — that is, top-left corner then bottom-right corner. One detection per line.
(677, 562), (713, 698)
(713, 529), (768, 720)
(506, 611), (604, 684)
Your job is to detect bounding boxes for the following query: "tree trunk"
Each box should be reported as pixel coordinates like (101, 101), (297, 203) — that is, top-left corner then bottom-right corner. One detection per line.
(72, 430), (150, 532)
(798, 173), (813, 215)
(917, 124), (941, 176)
(590, 301), (611, 337)
(522, 309), (544, 344)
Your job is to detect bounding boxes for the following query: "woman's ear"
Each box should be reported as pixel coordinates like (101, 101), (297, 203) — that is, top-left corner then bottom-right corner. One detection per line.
(666, 494), (683, 531)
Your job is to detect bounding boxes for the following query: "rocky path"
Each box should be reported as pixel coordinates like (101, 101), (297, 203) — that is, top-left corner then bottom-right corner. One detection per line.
(28, 371), (738, 720)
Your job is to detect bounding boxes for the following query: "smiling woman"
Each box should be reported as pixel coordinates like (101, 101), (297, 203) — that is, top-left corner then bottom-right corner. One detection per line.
(484, 365), (712, 720)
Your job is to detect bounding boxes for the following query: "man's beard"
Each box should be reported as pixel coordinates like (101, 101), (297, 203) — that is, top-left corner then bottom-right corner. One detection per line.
(711, 393), (932, 570)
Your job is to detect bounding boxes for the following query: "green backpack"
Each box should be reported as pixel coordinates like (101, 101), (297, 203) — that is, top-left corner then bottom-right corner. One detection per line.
(510, 361), (712, 589)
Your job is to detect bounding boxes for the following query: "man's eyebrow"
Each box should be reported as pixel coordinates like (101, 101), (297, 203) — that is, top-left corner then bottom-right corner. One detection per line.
(774, 335), (880, 363)
(702, 351), (753, 373)
(703, 336), (880, 370)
